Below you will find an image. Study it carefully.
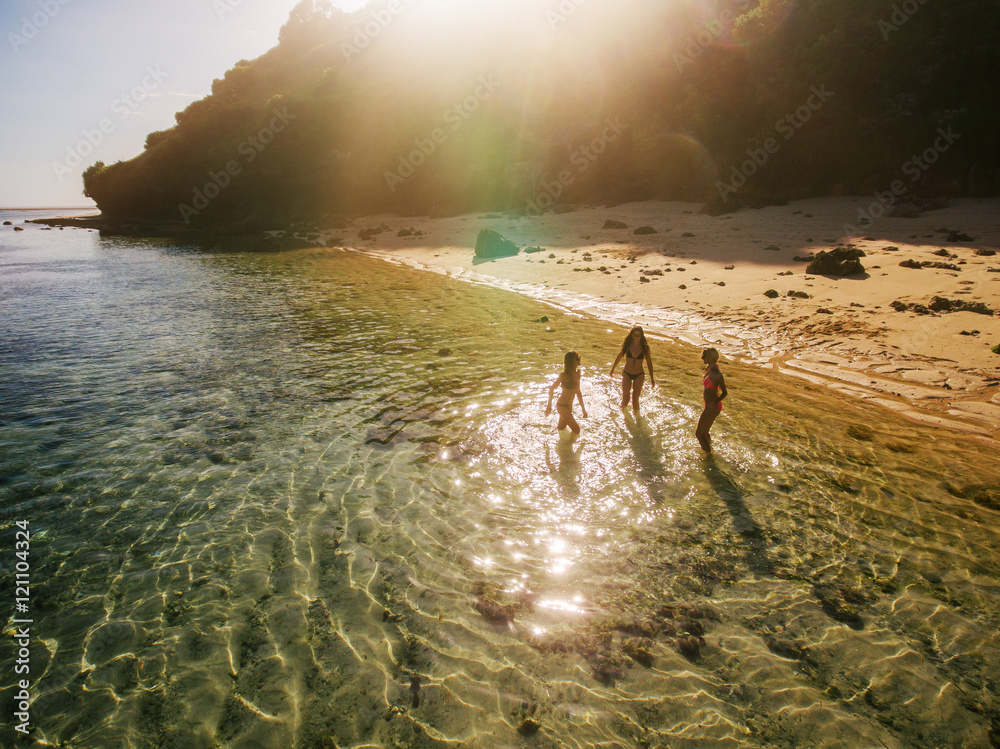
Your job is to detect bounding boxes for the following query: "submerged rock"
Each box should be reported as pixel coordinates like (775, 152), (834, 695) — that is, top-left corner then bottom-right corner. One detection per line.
(847, 424), (874, 441)
(517, 719), (541, 737)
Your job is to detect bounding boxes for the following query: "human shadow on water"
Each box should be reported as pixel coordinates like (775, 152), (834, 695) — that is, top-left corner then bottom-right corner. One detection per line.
(623, 410), (666, 504)
(544, 434), (584, 500)
(703, 457), (774, 577)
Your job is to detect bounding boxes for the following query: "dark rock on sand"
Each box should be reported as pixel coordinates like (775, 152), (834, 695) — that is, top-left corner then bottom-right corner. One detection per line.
(523, 246), (544, 254)
(974, 248), (996, 256)
(2, 221), (11, 226)
(603, 219), (627, 229)
(787, 290), (810, 299)
(928, 297), (994, 315)
(13, 226), (24, 231)
(634, 226), (657, 235)
(764, 289), (780, 299)
(805, 247), (865, 276)
(474, 228), (519, 259)
(889, 201), (922, 218)
(947, 230), (974, 242)
(793, 254), (815, 262)
(700, 195), (741, 216)
(899, 259), (923, 269)
(749, 196), (788, 209)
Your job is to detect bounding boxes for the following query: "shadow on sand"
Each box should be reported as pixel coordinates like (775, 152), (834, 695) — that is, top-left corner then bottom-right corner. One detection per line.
(703, 457), (774, 576)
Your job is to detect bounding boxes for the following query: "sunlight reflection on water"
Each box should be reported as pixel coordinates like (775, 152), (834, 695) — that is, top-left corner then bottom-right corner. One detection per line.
(0, 226), (998, 748)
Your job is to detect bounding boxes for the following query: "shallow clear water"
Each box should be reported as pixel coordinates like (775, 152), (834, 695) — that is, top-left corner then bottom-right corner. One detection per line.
(1, 215), (999, 749)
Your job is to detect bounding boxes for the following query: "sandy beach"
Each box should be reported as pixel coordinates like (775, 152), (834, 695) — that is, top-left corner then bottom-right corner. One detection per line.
(328, 196), (1000, 440)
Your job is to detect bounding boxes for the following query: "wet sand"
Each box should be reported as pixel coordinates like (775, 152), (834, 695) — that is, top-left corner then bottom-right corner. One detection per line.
(329, 197), (1000, 440)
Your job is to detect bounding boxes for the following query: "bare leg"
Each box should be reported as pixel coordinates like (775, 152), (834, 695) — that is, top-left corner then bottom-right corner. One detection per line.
(566, 413), (580, 434)
(620, 376), (630, 408)
(695, 405), (721, 453)
(557, 406), (576, 432)
(630, 373), (645, 412)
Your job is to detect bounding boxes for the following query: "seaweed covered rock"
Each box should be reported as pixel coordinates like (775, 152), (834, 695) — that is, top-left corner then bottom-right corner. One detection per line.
(805, 247), (866, 276)
(474, 228), (520, 259)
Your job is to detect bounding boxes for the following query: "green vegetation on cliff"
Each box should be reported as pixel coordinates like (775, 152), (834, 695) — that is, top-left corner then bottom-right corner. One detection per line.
(83, 0), (1000, 224)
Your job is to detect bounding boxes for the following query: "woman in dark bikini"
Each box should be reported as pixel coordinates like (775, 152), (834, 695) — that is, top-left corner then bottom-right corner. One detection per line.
(695, 347), (727, 453)
(546, 351), (587, 434)
(610, 326), (656, 412)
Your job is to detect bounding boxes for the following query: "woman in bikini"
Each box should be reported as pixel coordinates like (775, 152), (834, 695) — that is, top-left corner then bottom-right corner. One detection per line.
(695, 347), (727, 454)
(546, 351), (587, 434)
(610, 326), (656, 412)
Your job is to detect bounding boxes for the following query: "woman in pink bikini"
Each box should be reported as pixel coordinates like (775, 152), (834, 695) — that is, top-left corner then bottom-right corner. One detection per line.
(696, 348), (727, 453)
(610, 326), (656, 412)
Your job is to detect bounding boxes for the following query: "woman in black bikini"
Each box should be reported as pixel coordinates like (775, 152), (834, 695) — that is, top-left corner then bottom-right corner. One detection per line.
(695, 347), (727, 453)
(610, 326), (656, 412)
(546, 351), (587, 434)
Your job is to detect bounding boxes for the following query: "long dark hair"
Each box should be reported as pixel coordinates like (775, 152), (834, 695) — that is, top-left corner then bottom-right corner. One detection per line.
(563, 351), (580, 382)
(619, 326), (647, 358)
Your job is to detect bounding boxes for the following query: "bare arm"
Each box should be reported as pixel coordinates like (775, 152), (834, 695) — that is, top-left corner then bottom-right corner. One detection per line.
(545, 375), (561, 415)
(716, 373), (727, 403)
(576, 381), (587, 417)
(645, 349), (656, 387)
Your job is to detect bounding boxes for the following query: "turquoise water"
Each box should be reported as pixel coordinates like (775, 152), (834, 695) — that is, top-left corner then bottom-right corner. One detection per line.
(1, 214), (999, 748)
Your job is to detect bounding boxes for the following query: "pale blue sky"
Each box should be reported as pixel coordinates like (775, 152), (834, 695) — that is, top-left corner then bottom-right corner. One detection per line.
(0, 0), (366, 207)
